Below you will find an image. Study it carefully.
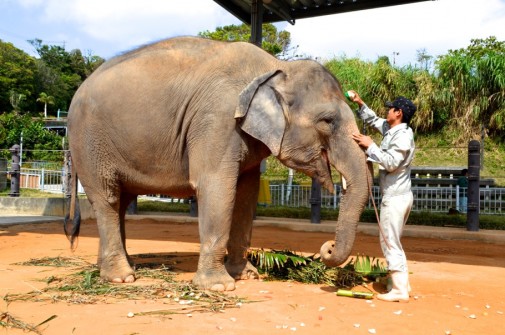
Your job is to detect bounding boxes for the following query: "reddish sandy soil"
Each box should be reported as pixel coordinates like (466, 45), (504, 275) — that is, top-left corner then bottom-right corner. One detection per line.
(1, 218), (504, 335)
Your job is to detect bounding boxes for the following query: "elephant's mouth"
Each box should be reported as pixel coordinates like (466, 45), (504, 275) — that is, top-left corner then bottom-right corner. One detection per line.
(319, 148), (334, 193)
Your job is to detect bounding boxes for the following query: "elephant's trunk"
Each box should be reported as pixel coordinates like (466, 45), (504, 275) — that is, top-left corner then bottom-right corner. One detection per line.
(320, 124), (373, 267)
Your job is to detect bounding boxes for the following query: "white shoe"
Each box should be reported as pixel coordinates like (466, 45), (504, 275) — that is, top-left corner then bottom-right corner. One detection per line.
(377, 271), (409, 302)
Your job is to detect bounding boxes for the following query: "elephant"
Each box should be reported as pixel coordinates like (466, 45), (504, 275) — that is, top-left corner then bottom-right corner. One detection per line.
(65, 36), (372, 291)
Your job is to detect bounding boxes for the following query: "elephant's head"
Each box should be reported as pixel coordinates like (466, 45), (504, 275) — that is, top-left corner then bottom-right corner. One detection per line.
(235, 60), (373, 267)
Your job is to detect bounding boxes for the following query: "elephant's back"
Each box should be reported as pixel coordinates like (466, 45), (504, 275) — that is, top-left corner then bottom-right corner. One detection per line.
(96, 36), (273, 75)
(69, 36), (277, 126)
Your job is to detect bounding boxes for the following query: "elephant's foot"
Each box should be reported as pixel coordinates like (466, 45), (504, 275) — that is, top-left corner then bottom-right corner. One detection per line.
(225, 260), (259, 280)
(98, 255), (136, 283)
(192, 269), (236, 292)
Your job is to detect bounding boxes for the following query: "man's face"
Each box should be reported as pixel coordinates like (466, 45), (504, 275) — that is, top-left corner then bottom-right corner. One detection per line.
(386, 107), (402, 125)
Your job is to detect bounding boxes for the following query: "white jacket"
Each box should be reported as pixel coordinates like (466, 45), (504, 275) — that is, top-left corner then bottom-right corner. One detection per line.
(357, 104), (415, 198)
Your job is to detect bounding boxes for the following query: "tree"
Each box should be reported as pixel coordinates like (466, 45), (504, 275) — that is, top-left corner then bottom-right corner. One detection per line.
(29, 39), (105, 112)
(0, 40), (37, 113)
(198, 23), (291, 56)
(416, 48), (433, 71)
(0, 113), (63, 162)
(37, 92), (55, 118)
(436, 36), (505, 140)
(9, 90), (26, 113)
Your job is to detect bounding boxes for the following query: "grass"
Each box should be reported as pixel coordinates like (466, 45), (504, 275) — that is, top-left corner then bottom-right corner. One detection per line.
(135, 200), (505, 230)
(15, 256), (86, 267)
(0, 188), (62, 197)
(4, 251), (383, 321)
(5, 257), (246, 314)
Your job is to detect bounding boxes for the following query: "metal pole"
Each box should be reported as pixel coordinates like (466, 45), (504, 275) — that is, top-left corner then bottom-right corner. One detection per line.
(480, 124), (485, 169)
(281, 183), (284, 206)
(467, 140), (480, 231)
(333, 183), (337, 210)
(41, 168), (45, 191)
(9, 144), (20, 197)
(63, 151), (72, 198)
(310, 177), (321, 224)
(19, 132), (23, 167)
(189, 196), (198, 217)
(127, 197), (138, 214)
(250, 0), (264, 47)
(455, 185), (460, 212)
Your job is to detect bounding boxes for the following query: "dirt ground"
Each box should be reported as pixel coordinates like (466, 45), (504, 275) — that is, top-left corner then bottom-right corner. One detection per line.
(1, 218), (504, 335)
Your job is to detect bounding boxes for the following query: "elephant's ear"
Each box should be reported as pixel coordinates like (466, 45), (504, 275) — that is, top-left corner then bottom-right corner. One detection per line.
(234, 70), (286, 157)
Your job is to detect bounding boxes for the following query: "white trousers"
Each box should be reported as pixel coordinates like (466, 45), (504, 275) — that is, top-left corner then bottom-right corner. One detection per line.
(379, 192), (413, 272)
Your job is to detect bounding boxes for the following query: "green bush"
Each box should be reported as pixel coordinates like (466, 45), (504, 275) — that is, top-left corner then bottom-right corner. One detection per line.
(136, 201), (505, 230)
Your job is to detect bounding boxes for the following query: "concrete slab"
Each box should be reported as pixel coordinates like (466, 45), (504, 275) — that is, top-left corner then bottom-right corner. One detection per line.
(0, 215), (64, 227)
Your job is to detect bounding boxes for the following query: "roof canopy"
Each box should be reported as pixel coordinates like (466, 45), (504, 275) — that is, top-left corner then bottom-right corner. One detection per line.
(214, 0), (430, 25)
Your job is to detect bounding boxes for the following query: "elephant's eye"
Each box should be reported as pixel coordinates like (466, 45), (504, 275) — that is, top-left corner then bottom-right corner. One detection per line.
(321, 117), (334, 125)
(315, 109), (337, 133)
(316, 118), (334, 135)
(319, 115), (336, 128)
(316, 110), (336, 125)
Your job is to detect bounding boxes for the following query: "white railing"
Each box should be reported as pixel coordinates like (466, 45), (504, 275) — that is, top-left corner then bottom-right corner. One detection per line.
(269, 184), (504, 215)
(13, 168), (504, 215)
(18, 168), (85, 194)
(19, 168), (64, 193)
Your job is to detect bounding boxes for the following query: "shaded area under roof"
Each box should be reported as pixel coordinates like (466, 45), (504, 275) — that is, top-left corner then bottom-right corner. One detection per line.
(214, 0), (431, 25)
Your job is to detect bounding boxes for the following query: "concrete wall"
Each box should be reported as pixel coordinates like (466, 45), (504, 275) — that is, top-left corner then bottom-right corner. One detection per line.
(0, 197), (95, 219)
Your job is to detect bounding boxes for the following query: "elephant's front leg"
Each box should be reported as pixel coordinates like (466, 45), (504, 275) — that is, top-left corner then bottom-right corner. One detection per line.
(192, 176), (237, 291)
(225, 169), (261, 281)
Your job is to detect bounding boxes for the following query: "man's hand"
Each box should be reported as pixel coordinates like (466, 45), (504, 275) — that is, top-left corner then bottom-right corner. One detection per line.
(348, 90), (364, 107)
(352, 133), (373, 149)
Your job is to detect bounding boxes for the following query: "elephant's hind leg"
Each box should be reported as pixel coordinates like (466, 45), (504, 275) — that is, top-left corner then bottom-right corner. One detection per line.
(93, 193), (135, 283)
(119, 193), (137, 268)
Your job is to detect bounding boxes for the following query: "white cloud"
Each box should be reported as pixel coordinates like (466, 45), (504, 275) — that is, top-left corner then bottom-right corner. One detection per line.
(32, 0), (238, 50)
(286, 0), (505, 65)
(2, 0), (505, 64)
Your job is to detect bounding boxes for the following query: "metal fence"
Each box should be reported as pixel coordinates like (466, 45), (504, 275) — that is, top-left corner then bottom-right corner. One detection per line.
(6, 168), (505, 215)
(269, 184), (504, 215)
(16, 168), (85, 194)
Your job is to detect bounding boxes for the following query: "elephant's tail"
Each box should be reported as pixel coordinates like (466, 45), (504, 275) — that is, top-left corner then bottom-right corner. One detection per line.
(64, 163), (81, 250)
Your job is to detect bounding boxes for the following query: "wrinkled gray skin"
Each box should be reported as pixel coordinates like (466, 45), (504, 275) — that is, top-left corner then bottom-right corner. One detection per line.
(67, 36), (372, 291)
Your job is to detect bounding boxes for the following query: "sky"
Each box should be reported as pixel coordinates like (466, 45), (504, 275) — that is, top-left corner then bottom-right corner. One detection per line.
(1, 0), (504, 67)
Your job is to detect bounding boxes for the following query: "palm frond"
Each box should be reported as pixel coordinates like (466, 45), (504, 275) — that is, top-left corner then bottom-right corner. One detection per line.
(247, 249), (386, 288)
(248, 249), (308, 274)
(345, 254), (388, 279)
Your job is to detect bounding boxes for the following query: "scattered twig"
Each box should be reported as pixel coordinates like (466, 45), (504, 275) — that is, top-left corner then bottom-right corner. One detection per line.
(0, 311), (44, 335)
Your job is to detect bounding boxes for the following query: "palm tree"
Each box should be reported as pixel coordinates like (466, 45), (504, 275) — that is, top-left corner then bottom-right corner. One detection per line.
(37, 92), (55, 118)
(9, 90), (26, 113)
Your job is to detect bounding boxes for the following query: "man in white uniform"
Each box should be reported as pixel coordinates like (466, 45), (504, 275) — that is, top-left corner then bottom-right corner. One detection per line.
(350, 91), (416, 303)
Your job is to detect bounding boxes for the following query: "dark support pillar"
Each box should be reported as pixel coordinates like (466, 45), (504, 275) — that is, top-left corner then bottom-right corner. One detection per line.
(9, 144), (20, 197)
(189, 196), (198, 217)
(127, 197), (138, 214)
(467, 140), (480, 231)
(310, 177), (321, 224)
(250, 0), (264, 47)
